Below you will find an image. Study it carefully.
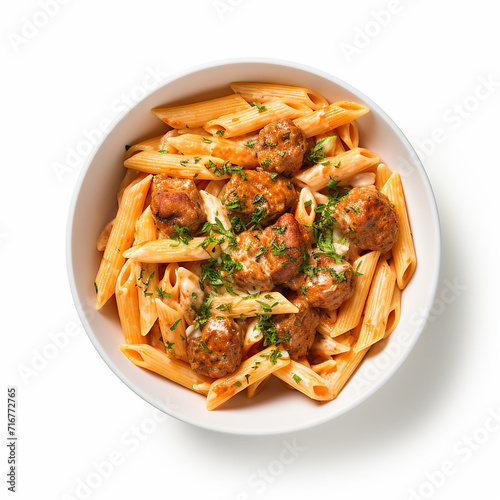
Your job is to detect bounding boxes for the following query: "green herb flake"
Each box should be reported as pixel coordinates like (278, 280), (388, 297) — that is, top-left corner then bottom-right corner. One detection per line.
(304, 200), (312, 209)
(261, 158), (272, 167)
(170, 318), (182, 331)
(233, 380), (242, 387)
(252, 102), (266, 112)
(203, 137), (212, 144)
(200, 340), (212, 353)
(245, 139), (257, 148)
(94, 283), (98, 294)
(270, 349), (283, 366)
(216, 130), (225, 137)
(158, 149), (169, 154)
(157, 287), (171, 298)
(293, 374), (302, 384)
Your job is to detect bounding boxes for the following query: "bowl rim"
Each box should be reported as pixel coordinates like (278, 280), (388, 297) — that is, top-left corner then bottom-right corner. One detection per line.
(66, 57), (441, 435)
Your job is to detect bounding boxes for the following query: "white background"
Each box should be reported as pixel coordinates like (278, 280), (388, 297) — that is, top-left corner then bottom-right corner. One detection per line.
(3, 1), (500, 499)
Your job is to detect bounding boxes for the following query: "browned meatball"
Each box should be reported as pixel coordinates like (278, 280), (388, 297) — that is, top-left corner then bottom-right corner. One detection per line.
(288, 255), (354, 310)
(150, 174), (205, 237)
(273, 296), (320, 360)
(222, 170), (297, 228)
(187, 317), (243, 379)
(256, 119), (308, 176)
(230, 213), (307, 292)
(335, 186), (398, 253)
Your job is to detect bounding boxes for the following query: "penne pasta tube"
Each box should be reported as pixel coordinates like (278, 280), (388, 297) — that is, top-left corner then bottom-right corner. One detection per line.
(152, 94), (251, 129)
(124, 151), (229, 180)
(318, 251), (380, 337)
(292, 148), (380, 191)
(199, 191), (231, 231)
(115, 260), (146, 344)
(381, 172), (417, 289)
(124, 134), (173, 160)
(353, 259), (396, 352)
(210, 292), (299, 318)
(273, 360), (333, 401)
(206, 346), (290, 410)
(294, 187), (317, 230)
(148, 321), (165, 351)
(203, 179), (226, 197)
(159, 263), (180, 302)
(384, 283), (401, 339)
(119, 344), (211, 395)
(117, 168), (140, 205)
(123, 237), (221, 263)
(335, 121), (359, 150)
(375, 163), (393, 191)
(247, 374), (271, 398)
(230, 82), (329, 110)
(310, 334), (351, 357)
(293, 101), (370, 138)
(327, 345), (370, 399)
(95, 174), (152, 310)
(310, 360), (338, 378)
(242, 318), (263, 357)
(178, 266), (205, 325)
(155, 299), (188, 362)
(167, 134), (258, 168)
(204, 99), (311, 138)
(134, 261), (160, 336)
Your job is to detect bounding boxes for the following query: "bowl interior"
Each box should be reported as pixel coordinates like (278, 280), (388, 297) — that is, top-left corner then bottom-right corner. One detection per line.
(68, 60), (440, 435)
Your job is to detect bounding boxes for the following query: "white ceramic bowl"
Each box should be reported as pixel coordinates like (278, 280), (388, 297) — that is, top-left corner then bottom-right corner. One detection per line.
(67, 59), (440, 435)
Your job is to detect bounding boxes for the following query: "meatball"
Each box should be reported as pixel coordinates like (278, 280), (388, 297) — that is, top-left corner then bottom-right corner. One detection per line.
(256, 119), (308, 176)
(222, 170), (297, 227)
(288, 255), (354, 310)
(273, 296), (320, 360)
(187, 317), (243, 379)
(150, 174), (205, 237)
(335, 186), (398, 253)
(230, 213), (307, 292)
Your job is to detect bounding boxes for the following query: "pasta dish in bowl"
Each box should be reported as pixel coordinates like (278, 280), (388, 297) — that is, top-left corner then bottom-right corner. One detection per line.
(67, 59), (440, 434)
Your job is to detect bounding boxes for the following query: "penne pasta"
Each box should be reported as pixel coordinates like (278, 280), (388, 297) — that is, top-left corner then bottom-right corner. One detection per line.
(167, 134), (259, 168)
(242, 318), (263, 357)
(115, 259), (146, 345)
(318, 251), (380, 337)
(206, 346), (290, 410)
(335, 121), (359, 150)
(122, 238), (220, 263)
(292, 148), (380, 191)
(353, 259), (396, 352)
(230, 82), (329, 110)
(384, 282), (401, 339)
(119, 344), (212, 395)
(124, 134), (174, 160)
(375, 163), (393, 191)
(155, 299), (188, 362)
(159, 263), (180, 302)
(294, 187), (317, 230)
(293, 101), (369, 138)
(210, 292), (299, 318)
(273, 359), (333, 401)
(152, 94), (251, 128)
(381, 172), (417, 289)
(96, 218), (114, 252)
(204, 99), (311, 138)
(124, 151), (229, 180)
(94, 174), (152, 310)
(246, 374), (271, 398)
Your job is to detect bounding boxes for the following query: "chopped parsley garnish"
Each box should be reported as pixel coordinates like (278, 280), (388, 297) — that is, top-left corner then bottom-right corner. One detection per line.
(306, 136), (335, 165)
(157, 287), (171, 298)
(229, 214), (247, 234)
(170, 318), (182, 331)
(94, 283), (98, 294)
(248, 207), (267, 230)
(270, 172), (279, 180)
(192, 295), (213, 329)
(172, 225), (193, 245)
(256, 301), (274, 313)
(293, 374), (302, 384)
(192, 292), (198, 299)
(144, 292), (153, 297)
(245, 139), (257, 148)
(216, 303), (232, 312)
(200, 340), (212, 354)
(269, 349), (283, 366)
(216, 130), (225, 137)
(327, 177), (340, 190)
(255, 245), (267, 261)
(354, 260), (364, 276)
(271, 237), (288, 256)
(233, 381), (242, 387)
(158, 149), (169, 154)
(272, 226), (287, 234)
(261, 158), (272, 167)
(226, 193), (245, 211)
(300, 286), (307, 295)
(193, 156), (201, 164)
(164, 341), (175, 351)
(304, 200), (312, 209)
(203, 137), (212, 144)
(257, 315), (291, 346)
(244, 374), (251, 384)
(199, 252), (242, 295)
(252, 102), (266, 112)
(253, 194), (266, 205)
(264, 140), (277, 148)
(278, 150), (286, 157)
